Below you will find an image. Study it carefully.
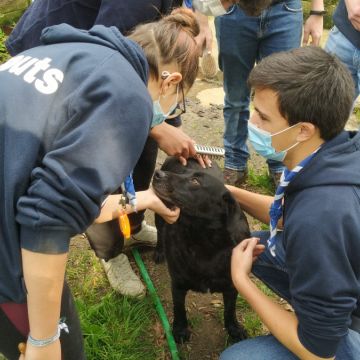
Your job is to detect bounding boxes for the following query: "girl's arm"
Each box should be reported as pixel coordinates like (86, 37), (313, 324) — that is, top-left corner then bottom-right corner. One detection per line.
(95, 188), (180, 224)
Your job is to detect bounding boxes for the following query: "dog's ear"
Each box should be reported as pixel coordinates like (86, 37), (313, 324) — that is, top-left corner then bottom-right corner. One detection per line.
(222, 191), (238, 217)
(222, 190), (251, 244)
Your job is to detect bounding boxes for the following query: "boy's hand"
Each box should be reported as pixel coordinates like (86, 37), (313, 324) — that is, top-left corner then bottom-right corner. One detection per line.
(303, 14), (323, 46)
(231, 238), (265, 287)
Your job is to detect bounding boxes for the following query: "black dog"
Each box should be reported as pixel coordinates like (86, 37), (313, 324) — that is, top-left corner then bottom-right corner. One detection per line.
(152, 157), (251, 343)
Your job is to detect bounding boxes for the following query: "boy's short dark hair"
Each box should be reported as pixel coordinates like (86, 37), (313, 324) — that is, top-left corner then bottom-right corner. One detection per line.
(248, 46), (355, 141)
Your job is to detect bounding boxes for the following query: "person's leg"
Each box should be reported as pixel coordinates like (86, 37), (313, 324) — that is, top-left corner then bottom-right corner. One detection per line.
(0, 282), (85, 360)
(220, 334), (299, 360)
(220, 315), (360, 360)
(86, 220), (146, 297)
(335, 329), (360, 360)
(215, 6), (259, 185)
(0, 303), (27, 360)
(59, 282), (86, 360)
(325, 26), (360, 101)
(257, 0), (303, 181)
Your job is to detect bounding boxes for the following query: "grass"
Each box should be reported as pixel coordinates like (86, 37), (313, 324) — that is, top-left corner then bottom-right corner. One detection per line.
(247, 167), (275, 195)
(0, 28), (10, 63)
(77, 294), (160, 360)
(66, 243), (163, 360)
(353, 107), (360, 124)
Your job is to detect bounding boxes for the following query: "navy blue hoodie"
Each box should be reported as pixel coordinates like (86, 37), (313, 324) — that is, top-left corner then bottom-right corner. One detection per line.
(0, 24), (152, 303)
(283, 131), (360, 357)
(6, 0), (182, 56)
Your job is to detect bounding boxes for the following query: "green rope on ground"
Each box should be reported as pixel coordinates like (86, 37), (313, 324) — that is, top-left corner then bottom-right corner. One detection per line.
(132, 248), (180, 360)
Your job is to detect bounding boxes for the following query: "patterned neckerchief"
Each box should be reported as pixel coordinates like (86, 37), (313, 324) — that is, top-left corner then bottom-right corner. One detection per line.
(268, 148), (320, 256)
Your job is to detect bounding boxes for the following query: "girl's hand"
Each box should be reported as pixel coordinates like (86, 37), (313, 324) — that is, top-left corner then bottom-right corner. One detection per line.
(193, 154), (212, 168)
(231, 237), (265, 287)
(147, 188), (180, 224)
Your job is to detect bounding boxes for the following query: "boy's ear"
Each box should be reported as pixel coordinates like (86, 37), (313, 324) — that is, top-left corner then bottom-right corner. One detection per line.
(297, 122), (317, 142)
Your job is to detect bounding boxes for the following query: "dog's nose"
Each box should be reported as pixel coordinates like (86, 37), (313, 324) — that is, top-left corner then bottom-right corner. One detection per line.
(154, 170), (166, 179)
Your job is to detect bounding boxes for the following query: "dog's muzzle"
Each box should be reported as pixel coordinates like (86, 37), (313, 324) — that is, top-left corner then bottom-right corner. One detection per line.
(152, 170), (175, 205)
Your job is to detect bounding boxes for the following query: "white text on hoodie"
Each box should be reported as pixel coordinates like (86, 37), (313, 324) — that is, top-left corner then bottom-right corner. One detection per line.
(0, 55), (64, 95)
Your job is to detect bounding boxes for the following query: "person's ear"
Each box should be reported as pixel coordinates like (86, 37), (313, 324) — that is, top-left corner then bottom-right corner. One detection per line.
(160, 72), (182, 97)
(296, 122), (317, 142)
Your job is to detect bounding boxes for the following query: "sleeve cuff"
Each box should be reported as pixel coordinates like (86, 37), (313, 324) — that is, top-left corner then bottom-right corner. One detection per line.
(20, 226), (72, 254)
(298, 324), (339, 358)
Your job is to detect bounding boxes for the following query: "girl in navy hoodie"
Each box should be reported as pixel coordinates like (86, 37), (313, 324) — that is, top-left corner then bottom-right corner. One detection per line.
(0, 9), (200, 360)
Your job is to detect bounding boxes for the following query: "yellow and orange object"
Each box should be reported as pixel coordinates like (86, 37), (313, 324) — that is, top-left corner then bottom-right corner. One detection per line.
(119, 195), (131, 239)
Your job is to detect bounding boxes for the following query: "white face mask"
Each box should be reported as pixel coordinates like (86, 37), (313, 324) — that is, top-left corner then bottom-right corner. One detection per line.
(185, 0), (227, 17)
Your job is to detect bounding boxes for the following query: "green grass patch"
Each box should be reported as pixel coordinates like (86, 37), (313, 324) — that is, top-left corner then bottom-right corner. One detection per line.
(353, 107), (360, 124)
(76, 294), (160, 360)
(67, 244), (162, 360)
(236, 281), (277, 337)
(247, 167), (275, 195)
(0, 28), (10, 64)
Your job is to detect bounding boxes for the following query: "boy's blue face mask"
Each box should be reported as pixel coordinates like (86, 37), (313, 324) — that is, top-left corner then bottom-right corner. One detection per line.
(248, 122), (300, 162)
(151, 85), (179, 128)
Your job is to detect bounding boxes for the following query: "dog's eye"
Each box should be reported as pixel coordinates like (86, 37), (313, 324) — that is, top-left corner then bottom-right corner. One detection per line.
(190, 178), (200, 186)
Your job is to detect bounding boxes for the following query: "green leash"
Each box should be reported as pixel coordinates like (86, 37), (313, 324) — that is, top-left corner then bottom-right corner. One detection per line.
(132, 248), (180, 360)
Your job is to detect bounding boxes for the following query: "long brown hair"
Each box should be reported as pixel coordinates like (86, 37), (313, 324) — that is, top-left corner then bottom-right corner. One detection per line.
(128, 8), (200, 90)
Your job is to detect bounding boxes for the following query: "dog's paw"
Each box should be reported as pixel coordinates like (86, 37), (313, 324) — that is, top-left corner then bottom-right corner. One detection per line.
(226, 324), (248, 342)
(153, 249), (166, 264)
(173, 327), (191, 343)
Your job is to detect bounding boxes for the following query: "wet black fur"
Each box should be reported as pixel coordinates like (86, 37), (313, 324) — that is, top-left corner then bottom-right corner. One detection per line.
(152, 157), (251, 343)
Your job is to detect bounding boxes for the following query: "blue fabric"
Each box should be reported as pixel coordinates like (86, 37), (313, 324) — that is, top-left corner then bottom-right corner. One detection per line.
(333, 0), (360, 50)
(214, 1), (302, 172)
(220, 331), (360, 360)
(325, 25), (360, 100)
(5, 0), (180, 56)
(0, 24), (152, 303)
(221, 230), (360, 359)
(122, 174), (137, 210)
(184, 0), (193, 8)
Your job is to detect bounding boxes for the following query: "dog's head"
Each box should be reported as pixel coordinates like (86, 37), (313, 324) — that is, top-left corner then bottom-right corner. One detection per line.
(152, 158), (242, 220)
(153, 157), (250, 243)
(153, 168), (227, 216)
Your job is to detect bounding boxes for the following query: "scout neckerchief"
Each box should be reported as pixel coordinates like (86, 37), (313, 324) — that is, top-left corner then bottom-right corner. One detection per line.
(268, 148), (320, 256)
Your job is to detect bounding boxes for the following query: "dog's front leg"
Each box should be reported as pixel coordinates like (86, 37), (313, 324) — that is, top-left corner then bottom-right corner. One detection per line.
(223, 288), (248, 341)
(171, 283), (190, 343)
